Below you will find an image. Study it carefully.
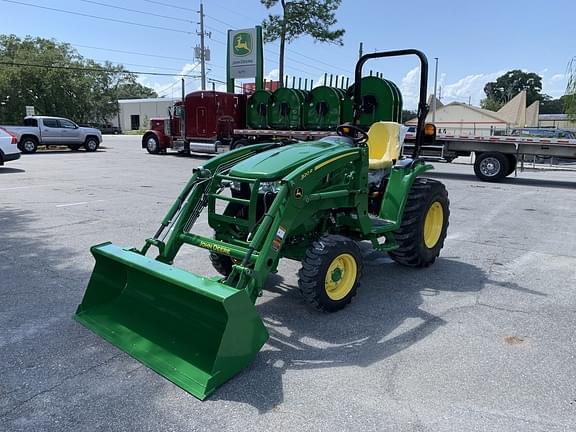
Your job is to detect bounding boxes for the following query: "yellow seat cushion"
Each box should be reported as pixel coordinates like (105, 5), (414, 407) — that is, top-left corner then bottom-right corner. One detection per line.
(367, 122), (401, 170)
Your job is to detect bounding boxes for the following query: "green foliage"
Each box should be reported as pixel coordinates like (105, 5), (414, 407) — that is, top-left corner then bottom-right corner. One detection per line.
(539, 95), (568, 114)
(401, 109), (417, 122)
(480, 98), (504, 112)
(566, 57), (576, 120)
(483, 70), (545, 109)
(260, 0), (344, 86)
(0, 35), (157, 124)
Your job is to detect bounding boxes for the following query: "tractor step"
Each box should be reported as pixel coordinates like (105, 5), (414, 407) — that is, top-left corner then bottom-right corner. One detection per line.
(369, 216), (395, 234)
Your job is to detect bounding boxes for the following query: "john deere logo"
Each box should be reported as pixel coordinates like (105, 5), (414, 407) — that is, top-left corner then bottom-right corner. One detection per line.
(233, 32), (252, 56)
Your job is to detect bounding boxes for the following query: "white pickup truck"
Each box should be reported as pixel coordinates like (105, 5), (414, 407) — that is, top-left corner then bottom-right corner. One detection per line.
(1, 116), (102, 154)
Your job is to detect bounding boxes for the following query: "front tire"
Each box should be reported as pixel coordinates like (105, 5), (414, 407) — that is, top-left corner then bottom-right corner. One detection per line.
(388, 178), (450, 268)
(209, 253), (233, 276)
(145, 135), (160, 154)
(298, 235), (363, 312)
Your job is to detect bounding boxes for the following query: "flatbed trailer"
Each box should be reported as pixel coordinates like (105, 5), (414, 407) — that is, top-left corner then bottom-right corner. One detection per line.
(230, 128), (333, 149)
(403, 133), (576, 182)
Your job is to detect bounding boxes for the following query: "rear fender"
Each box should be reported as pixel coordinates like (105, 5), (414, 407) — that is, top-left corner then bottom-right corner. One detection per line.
(378, 159), (433, 228)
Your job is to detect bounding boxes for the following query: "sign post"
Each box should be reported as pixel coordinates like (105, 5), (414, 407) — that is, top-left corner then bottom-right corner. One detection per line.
(227, 26), (263, 93)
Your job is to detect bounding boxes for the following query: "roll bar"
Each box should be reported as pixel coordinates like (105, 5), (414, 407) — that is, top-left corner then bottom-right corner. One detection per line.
(353, 49), (429, 158)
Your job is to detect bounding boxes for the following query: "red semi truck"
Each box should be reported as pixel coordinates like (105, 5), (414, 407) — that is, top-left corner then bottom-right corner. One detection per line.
(142, 91), (246, 155)
(142, 90), (332, 155)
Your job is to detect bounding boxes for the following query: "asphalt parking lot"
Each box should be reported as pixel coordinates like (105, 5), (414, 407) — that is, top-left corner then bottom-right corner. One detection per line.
(1, 135), (576, 431)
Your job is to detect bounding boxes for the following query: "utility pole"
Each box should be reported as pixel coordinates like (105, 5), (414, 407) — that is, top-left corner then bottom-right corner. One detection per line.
(196, 2), (211, 91)
(432, 57), (439, 124)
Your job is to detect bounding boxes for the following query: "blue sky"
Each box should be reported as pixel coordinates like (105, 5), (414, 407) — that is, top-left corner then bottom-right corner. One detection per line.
(1, 0), (574, 108)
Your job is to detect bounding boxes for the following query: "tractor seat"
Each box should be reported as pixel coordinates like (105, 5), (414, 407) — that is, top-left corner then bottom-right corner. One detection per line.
(367, 122), (401, 170)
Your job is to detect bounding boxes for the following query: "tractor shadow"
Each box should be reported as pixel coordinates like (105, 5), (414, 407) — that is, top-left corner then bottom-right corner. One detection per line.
(215, 249), (529, 413)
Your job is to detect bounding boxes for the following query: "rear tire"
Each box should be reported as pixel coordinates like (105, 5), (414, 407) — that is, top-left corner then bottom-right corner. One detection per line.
(298, 235), (363, 312)
(84, 137), (99, 152)
(474, 152), (509, 182)
(505, 154), (517, 176)
(388, 178), (449, 268)
(230, 139), (248, 151)
(19, 137), (38, 154)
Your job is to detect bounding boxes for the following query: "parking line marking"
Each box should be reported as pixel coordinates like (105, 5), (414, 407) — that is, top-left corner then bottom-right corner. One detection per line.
(55, 200), (106, 208)
(56, 202), (89, 207)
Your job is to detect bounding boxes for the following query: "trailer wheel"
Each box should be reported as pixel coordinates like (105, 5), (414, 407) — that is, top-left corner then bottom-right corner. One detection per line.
(230, 139), (248, 151)
(505, 154), (517, 177)
(388, 178), (450, 268)
(145, 135), (160, 154)
(474, 152), (509, 182)
(19, 137), (38, 154)
(298, 235), (363, 312)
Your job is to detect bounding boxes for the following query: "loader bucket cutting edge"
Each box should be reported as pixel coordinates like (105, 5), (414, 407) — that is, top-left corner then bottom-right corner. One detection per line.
(74, 242), (269, 400)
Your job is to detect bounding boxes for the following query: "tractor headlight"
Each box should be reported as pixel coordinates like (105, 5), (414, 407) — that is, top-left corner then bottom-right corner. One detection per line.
(259, 181), (282, 194)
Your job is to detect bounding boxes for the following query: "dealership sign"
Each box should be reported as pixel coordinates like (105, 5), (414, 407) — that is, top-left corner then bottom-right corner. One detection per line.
(228, 28), (257, 79)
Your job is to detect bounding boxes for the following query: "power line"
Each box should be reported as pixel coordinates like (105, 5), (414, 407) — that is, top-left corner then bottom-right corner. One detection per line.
(91, 59), (191, 73)
(71, 44), (193, 63)
(77, 0), (192, 23)
(0, 61), (201, 77)
(140, 0), (196, 12)
(0, 0), (193, 34)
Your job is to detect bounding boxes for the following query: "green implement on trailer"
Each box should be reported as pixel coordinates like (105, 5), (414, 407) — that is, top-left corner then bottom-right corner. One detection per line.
(74, 49), (450, 400)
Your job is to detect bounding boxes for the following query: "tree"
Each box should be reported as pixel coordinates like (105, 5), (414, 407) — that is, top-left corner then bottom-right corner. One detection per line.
(540, 95), (568, 114)
(115, 81), (158, 100)
(566, 57), (576, 120)
(261, 0), (345, 87)
(0, 35), (157, 124)
(401, 109), (417, 122)
(481, 70), (545, 111)
(480, 98), (505, 111)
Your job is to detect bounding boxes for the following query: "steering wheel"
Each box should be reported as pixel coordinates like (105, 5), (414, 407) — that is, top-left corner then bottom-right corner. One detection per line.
(336, 124), (369, 144)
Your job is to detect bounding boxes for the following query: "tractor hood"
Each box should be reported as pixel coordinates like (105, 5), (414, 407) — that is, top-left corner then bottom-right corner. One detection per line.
(230, 137), (352, 180)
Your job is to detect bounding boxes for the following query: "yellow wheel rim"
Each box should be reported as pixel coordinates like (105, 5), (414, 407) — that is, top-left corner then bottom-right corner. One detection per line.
(324, 253), (358, 301)
(424, 201), (444, 248)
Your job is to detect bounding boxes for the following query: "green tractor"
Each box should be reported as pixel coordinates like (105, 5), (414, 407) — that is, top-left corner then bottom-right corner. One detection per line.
(75, 50), (449, 400)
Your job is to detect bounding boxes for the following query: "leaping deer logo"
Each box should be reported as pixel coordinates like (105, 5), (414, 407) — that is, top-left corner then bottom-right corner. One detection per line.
(233, 33), (252, 56)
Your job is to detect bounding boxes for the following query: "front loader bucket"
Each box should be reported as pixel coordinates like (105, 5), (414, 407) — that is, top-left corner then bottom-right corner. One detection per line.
(74, 242), (268, 400)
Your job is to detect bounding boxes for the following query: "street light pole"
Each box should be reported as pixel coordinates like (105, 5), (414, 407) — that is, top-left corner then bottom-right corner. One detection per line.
(432, 57), (439, 124)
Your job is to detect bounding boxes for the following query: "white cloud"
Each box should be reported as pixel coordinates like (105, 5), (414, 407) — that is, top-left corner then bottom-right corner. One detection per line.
(399, 67), (421, 109)
(440, 70), (506, 106)
(265, 68), (280, 81)
(180, 62), (200, 77)
(398, 68), (508, 109)
(542, 73), (567, 98)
